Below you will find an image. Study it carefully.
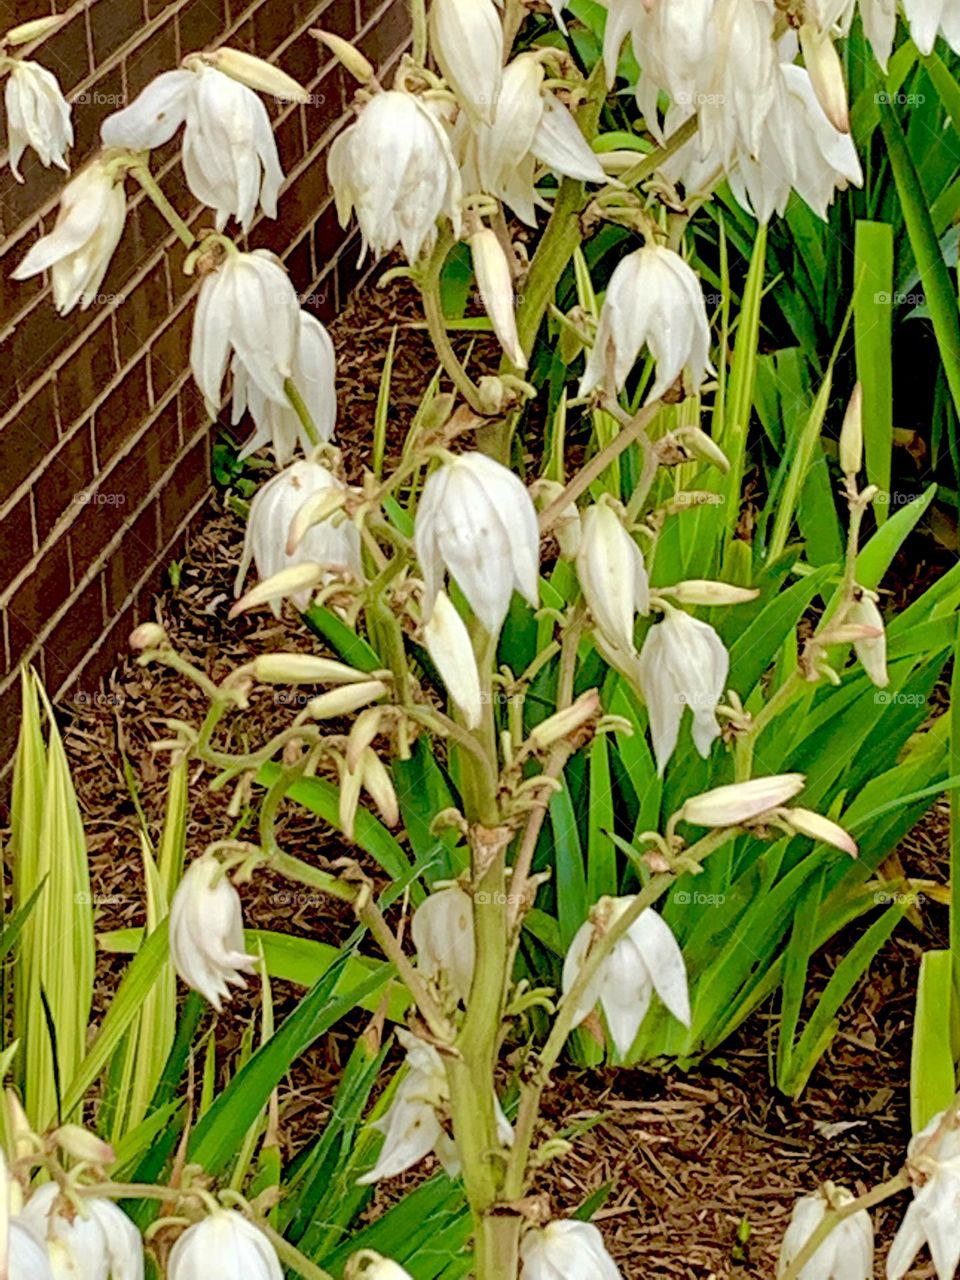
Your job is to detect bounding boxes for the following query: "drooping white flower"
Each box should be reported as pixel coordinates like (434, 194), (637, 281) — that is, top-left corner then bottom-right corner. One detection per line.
(429, 0), (503, 124)
(101, 60), (284, 232)
(328, 91), (462, 263)
(579, 245), (712, 401)
(610, 0), (718, 138)
(422, 590), (484, 729)
(695, 0), (781, 169)
(469, 54), (605, 226)
(520, 1219), (623, 1280)
(903, 0), (960, 56)
(848, 592), (888, 688)
(469, 228), (525, 368)
(636, 605), (728, 774)
(358, 1028), (511, 1183)
(415, 453), (540, 634)
(412, 884), (476, 1002)
(168, 857), (257, 1011)
(234, 311), (337, 465)
(576, 502), (649, 655)
(8, 1221), (54, 1280)
(809, 0), (897, 71)
(723, 65), (862, 223)
(679, 774), (806, 828)
(19, 1184), (144, 1280)
(4, 60), (72, 181)
(190, 248), (300, 418)
(12, 160), (126, 314)
(888, 1110), (960, 1280)
(562, 898), (689, 1057)
(778, 1189), (873, 1280)
(235, 460), (362, 617)
(168, 1212), (281, 1280)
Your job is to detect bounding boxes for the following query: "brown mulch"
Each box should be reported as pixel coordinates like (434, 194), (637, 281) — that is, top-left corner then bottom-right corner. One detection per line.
(46, 275), (949, 1277)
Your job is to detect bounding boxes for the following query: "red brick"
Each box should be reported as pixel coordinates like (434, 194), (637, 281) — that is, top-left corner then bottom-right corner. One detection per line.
(0, 492), (35, 598)
(89, 0), (142, 64)
(150, 305), (192, 401)
(304, 61), (348, 151)
(35, 13), (92, 94)
(357, 0), (411, 67)
(115, 266), (172, 369)
(9, 302), (87, 407)
(34, 426), (94, 544)
(72, 65), (128, 164)
(178, 0), (229, 53)
(158, 434), (209, 543)
(313, 0), (358, 40)
(57, 327), (117, 431)
(0, 379), (58, 505)
(4, 535), (71, 670)
(105, 502), (159, 614)
(125, 23), (179, 99)
(42, 573), (106, 689)
(67, 486), (131, 585)
(0, 223), (42, 331)
(93, 358), (149, 467)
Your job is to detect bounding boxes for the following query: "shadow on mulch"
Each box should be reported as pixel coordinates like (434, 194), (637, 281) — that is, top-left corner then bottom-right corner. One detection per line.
(51, 275), (948, 1278)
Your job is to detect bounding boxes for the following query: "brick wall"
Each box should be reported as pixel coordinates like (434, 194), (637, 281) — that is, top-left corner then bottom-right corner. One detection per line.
(0, 0), (410, 761)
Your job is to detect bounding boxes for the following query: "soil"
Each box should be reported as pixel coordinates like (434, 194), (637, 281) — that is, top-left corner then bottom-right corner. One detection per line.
(37, 276), (952, 1277)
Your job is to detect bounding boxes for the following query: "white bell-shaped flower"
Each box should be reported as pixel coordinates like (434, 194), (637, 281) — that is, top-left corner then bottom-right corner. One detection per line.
(809, 0), (896, 70)
(612, 0), (717, 139)
(4, 60), (72, 181)
(579, 244), (712, 401)
(520, 1219), (623, 1280)
(576, 502), (649, 656)
(12, 160), (126, 314)
(415, 453), (540, 635)
(562, 898), (689, 1057)
(430, 0), (503, 124)
(102, 61), (283, 232)
(235, 460), (362, 617)
(168, 1212), (281, 1280)
(904, 0), (960, 56)
(234, 311), (337, 465)
(328, 91), (462, 263)
(778, 1189), (873, 1280)
(636, 605), (728, 774)
(19, 1184), (144, 1280)
(190, 248), (300, 417)
(888, 1110), (960, 1279)
(422, 590), (484, 730)
(412, 884), (476, 1002)
(8, 1221), (54, 1280)
(169, 857), (257, 1011)
(848, 592), (888, 688)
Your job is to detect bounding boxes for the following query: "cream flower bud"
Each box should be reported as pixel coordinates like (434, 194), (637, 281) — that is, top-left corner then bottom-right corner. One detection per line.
(888, 1108), (960, 1279)
(562, 898), (689, 1057)
(307, 681), (388, 720)
(415, 453), (540, 635)
(849, 593), (888, 688)
(20, 1184), (143, 1280)
(169, 857), (257, 1011)
(5, 60), (72, 181)
(422, 591), (484, 730)
(252, 654), (375, 685)
(529, 689), (601, 750)
(360, 749), (400, 828)
(5, 1090), (38, 1160)
(470, 228), (526, 368)
(580, 245), (712, 401)
(799, 24), (849, 133)
(839, 382), (863, 477)
(577, 503), (649, 655)
(779, 807), (858, 857)
(205, 47), (309, 104)
(520, 1219), (623, 1280)
(3, 16), (65, 45)
(412, 885), (476, 1002)
(636, 606), (729, 774)
(778, 1189), (873, 1280)
(312, 31), (375, 84)
(53, 1124), (115, 1166)
(681, 427), (730, 473)
(168, 1211), (281, 1280)
(234, 460), (362, 617)
(12, 160), (126, 314)
(679, 774), (806, 828)
(429, 0), (503, 124)
(129, 622), (168, 651)
(329, 91), (462, 262)
(660, 580), (758, 607)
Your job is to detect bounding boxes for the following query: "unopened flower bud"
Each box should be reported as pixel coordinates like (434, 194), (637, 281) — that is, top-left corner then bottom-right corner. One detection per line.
(5, 1090), (37, 1160)
(3, 16), (64, 45)
(849, 592), (888, 688)
(346, 707), (384, 773)
(779, 806), (858, 857)
(423, 591), (483, 730)
(477, 375), (511, 415)
(253, 654), (376, 685)
(529, 689), (601, 750)
(129, 622), (168, 650)
(205, 46), (309, 103)
(661, 580), (759, 607)
(839, 382), (863, 477)
(799, 24), (849, 132)
(53, 1124), (116, 1166)
(307, 681), (388, 719)
(412, 885), (475, 1003)
(470, 228), (526, 368)
(680, 774), (806, 828)
(681, 427), (730, 474)
(360, 749), (399, 827)
(230, 562), (325, 617)
(312, 30), (375, 84)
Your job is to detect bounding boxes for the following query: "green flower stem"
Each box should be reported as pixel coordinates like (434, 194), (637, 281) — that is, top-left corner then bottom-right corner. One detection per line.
(255, 1221), (337, 1280)
(268, 851), (358, 904)
(129, 164), (195, 249)
(502, 828), (729, 1200)
(284, 376), (321, 448)
(420, 228), (486, 414)
(357, 891), (452, 1041)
